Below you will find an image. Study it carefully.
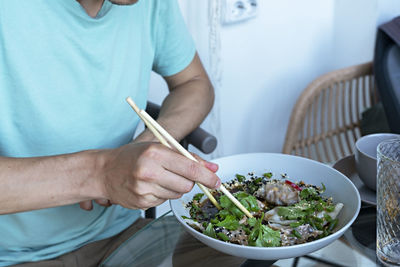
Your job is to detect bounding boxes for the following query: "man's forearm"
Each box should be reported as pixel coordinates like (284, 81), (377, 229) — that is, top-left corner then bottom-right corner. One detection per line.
(134, 79), (213, 144)
(157, 78), (214, 141)
(135, 53), (214, 144)
(0, 151), (104, 214)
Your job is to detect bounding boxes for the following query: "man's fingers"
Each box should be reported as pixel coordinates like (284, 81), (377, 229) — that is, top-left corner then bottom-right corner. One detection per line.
(95, 199), (112, 207)
(153, 170), (195, 194)
(80, 199), (112, 211)
(191, 153), (219, 173)
(154, 184), (183, 199)
(79, 200), (93, 211)
(160, 150), (220, 189)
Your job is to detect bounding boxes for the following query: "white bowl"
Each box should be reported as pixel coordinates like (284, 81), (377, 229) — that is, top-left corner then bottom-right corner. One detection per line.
(354, 133), (400, 191)
(170, 153), (360, 260)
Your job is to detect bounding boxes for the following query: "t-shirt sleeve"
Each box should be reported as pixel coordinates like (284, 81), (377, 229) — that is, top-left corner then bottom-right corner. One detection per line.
(152, 0), (196, 77)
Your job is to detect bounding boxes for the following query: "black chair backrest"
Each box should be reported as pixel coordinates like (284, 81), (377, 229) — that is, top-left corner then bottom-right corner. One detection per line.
(374, 17), (400, 134)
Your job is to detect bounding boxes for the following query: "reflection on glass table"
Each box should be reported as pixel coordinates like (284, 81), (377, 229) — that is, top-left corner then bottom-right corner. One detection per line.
(101, 210), (378, 267)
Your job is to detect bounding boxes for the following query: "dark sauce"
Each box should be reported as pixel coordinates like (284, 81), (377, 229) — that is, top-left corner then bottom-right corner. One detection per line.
(199, 198), (219, 220)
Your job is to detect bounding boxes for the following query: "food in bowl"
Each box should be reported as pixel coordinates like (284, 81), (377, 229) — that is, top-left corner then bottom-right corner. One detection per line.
(183, 172), (343, 247)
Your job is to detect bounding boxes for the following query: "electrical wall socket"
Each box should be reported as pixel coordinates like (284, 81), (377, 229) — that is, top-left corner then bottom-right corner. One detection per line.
(221, 0), (258, 25)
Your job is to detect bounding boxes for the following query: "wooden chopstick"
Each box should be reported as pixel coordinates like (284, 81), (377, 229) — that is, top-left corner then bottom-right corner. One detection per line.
(125, 97), (171, 148)
(125, 97), (253, 218)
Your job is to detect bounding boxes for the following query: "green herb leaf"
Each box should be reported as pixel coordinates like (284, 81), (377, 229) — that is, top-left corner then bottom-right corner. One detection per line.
(217, 209), (231, 219)
(300, 187), (320, 201)
(248, 213), (281, 247)
(260, 225), (281, 247)
(216, 215), (240, 230)
(235, 192), (260, 212)
(277, 206), (307, 220)
(204, 223), (216, 238)
(210, 218), (220, 224)
(217, 232), (230, 241)
(236, 174), (246, 183)
(325, 204), (335, 212)
(193, 193), (204, 202)
(219, 192), (260, 219)
(328, 218), (338, 232)
(289, 221), (304, 228)
(247, 217), (257, 227)
(320, 183), (326, 193)
(263, 172), (273, 178)
(291, 229), (302, 239)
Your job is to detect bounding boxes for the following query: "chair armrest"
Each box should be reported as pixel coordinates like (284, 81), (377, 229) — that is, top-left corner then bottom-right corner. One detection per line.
(145, 101), (217, 154)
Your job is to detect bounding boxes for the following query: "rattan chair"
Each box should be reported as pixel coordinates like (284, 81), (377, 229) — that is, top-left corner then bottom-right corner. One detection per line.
(282, 62), (378, 164)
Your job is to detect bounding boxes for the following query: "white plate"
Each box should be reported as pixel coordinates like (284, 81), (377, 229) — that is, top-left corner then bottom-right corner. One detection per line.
(170, 153), (361, 260)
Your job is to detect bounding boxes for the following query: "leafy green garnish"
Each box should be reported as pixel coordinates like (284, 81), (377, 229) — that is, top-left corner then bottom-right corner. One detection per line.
(300, 187), (320, 201)
(235, 174), (246, 183)
(246, 178), (264, 195)
(235, 192), (260, 212)
(219, 191), (259, 219)
(210, 218), (219, 224)
(325, 204), (336, 212)
(291, 229), (302, 239)
(189, 203), (201, 218)
(217, 232), (230, 241)
(263, 172), (273, 178)
(321, 183), (326, 193)
(277, 199), (337, 232)
(216, 215), (240, 230)
(277, 206), (307, 220)
(289, 221), (304, 228)
(328, 218), (338, 232)
(219, 195), (244, 218)
(248, 213), (281, 247)
(193, 193), (204, 202)
(204, 223), (216, 238)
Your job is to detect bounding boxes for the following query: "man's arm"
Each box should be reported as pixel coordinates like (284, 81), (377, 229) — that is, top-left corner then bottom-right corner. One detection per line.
(0, 151), (103, 214)
(134, 53), (214, 143)
(80, 52), (217, 210)
(0, 143), (219, 214)
(1, 53), (219, 214)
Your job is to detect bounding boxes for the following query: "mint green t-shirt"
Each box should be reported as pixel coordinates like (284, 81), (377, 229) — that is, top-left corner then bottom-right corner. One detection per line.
(0, 0), (195, 265)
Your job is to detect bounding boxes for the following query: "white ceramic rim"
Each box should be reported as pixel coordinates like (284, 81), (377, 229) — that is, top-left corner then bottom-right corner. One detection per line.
(355, 133), (400, 161)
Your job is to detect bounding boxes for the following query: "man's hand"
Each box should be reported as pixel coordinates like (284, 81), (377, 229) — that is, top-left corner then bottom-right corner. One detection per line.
(80, 53), (217, 211)
(86, 142), (219, 210)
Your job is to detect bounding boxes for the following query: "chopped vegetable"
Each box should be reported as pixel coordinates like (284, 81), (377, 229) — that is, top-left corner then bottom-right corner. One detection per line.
(285, 180), (302, 191)
(263, 172), (273, 178)
(185, 172), (343, 247)
(248, 214), (281, 247)
(235, 174), (246, 183)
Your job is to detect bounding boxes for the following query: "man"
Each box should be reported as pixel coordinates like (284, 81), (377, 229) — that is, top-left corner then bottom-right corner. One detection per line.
(0, 0), (220, 266)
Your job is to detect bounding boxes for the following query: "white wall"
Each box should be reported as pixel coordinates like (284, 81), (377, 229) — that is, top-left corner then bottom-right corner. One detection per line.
(148, 0), (400, 217)
(218, 0), (335, 155)
(332, 0), (400, 70)
(149, 0), (400, 160)
(149, 0), (336, 157)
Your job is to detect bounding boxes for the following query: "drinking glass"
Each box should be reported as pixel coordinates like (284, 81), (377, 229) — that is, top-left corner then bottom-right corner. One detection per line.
(377, 139), (400, 266)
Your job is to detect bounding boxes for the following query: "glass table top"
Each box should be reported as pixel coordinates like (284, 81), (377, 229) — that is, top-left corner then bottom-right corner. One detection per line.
(101, 206), (379, 267)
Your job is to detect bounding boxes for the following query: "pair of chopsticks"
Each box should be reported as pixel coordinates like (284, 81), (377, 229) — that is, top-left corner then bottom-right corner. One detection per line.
(126, 97), (253, 218)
